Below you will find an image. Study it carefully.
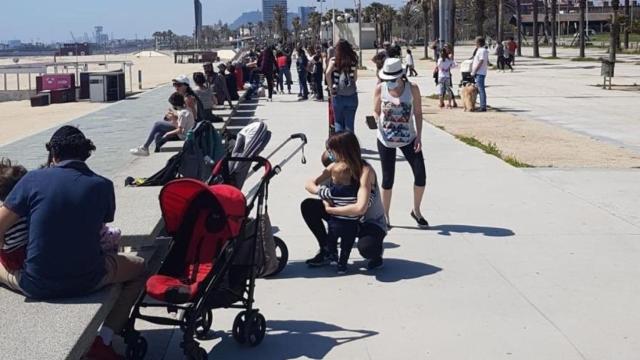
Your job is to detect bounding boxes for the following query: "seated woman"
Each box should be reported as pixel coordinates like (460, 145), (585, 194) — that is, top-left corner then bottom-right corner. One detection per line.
(192, 72), (219, 122)
(301, 132), (388, 270)
(130, 92), (195, 156)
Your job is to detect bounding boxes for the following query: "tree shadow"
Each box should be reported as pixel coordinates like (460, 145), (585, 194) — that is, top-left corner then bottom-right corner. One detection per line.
(209, 319), (379, 360)
(270, 258), (442, 283)
(429, 224), (515, 237)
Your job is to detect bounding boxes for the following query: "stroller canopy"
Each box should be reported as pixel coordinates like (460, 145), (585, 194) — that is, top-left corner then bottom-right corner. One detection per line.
(160, 179), (246, 237)
(228, 121), (271, 189)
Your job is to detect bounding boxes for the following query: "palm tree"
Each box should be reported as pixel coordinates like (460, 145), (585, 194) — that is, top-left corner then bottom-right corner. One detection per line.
(497, 0), (504, 43)
(516, 0), (522, 56)
(273, 4), (285, 40)
(624, 0), (630, 49)
(579, 0), (586, 58)
(609, 0), (620, 63)
(474, 0), (485, 37)
(307, 11), (322, 44)
(418, 0), (430, 59)
(532, 0), (540, 57)
(551, 0), (557, 57)
(380, 5), (396, 42)
(292, 16), (302, 42)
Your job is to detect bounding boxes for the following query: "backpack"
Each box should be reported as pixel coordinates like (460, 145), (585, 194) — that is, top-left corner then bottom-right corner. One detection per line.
(336, 68), (357, 96)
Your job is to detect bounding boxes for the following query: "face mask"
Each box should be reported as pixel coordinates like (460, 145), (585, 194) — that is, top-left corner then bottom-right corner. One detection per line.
(387, 79), (400, 90)
(327, 150), (336, 163)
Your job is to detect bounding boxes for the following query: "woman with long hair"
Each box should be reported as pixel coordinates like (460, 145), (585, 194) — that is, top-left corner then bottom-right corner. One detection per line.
(326, 40), (359, 133)
(192, 72), (216, 121)
(301, 132), (387, 270)
(374, 58), (428, 228)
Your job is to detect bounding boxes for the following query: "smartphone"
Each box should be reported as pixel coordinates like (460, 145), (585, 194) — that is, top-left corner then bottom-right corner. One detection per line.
(366, 116), (378, 130)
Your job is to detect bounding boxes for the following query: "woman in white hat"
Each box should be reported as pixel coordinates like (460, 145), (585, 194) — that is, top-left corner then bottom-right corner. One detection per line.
(373, 58), (428, 228)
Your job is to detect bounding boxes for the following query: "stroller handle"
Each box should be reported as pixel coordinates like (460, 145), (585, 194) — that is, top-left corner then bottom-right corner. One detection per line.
(290, 133), (307, 144)
(212, 156), (273, 180)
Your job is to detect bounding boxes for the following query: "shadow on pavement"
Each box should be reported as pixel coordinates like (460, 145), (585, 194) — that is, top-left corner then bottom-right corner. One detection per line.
(208, 319), (378, 360)
(271, 258), (442, 283)
(429, 224), (515, 237)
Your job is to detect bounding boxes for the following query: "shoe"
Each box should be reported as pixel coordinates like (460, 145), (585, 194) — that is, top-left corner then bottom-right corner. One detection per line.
(328, 252), (338, 266)
(479, 108), (487, 112)
(366, 257), (384, 271)
(129, 146), (149, 156)
(337, 262), (347, 274)
(306, 251), (330, 267)
(86, 337), (123, 360)
(410, 211), (430, 228)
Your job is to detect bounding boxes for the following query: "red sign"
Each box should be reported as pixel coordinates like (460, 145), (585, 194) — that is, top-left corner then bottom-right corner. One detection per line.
(41, 74), (74, 91)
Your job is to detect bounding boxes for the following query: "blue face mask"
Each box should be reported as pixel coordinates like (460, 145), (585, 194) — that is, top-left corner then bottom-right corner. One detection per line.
(327, 150), (336, 163)
(387, 79), (400, 90)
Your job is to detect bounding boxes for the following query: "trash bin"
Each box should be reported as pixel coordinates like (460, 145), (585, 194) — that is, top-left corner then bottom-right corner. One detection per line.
(600, 59), (615, 78)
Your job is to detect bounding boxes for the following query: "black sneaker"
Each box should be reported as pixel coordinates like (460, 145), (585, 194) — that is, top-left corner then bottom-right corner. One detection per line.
(327, 252), (338, 266)
(306, 251), (329, 267)
(337, 262), (347, 274)
(410, 211), (430, 229)
(366, 257), (384, 271)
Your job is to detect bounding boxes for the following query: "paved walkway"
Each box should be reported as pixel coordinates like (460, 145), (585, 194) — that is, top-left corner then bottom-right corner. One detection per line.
(135, 76), (640, 359)
(414, 45), (640, 154)
(0, 86), (173, 178)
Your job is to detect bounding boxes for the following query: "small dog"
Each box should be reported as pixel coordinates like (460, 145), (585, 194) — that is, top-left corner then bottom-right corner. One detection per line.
(460, 84), (479, 112)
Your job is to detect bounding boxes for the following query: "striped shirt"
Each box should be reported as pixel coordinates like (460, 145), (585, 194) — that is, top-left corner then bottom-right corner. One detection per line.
(330, 58), (357, 96)
(2, 217), (28, 253)
(318, 183), (360, 221)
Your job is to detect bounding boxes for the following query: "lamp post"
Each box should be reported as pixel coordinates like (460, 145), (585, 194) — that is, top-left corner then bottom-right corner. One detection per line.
(358, 0), (362, 67)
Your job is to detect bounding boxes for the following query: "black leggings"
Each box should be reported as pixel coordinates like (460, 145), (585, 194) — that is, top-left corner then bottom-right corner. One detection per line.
(300, 198), (386, 260)
(377, 140), (426, 190)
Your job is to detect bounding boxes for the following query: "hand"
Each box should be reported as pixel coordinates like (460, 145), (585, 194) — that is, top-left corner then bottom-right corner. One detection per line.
(414, 137), (422, 153)
(471, 72), (476, 77)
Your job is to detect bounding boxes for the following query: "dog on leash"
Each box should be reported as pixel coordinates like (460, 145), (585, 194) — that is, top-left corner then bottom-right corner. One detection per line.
(460, 84), (479, 112)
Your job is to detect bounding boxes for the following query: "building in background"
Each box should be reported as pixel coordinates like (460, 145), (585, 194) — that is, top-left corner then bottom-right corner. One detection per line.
(298, 6), (315, 27)
(194, 0), (203, 47)
(262, 0), (288, 24)
(94, 27), (108, 46)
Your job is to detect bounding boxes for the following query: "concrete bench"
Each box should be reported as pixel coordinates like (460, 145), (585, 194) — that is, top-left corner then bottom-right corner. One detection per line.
(0, 152), (174, 359)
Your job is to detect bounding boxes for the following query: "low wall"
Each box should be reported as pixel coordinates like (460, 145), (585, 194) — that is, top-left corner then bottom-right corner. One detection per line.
(0, 90), (36, 102)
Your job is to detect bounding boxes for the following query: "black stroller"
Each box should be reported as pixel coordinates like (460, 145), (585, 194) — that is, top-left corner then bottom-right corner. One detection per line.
(459, 59), (476, 87)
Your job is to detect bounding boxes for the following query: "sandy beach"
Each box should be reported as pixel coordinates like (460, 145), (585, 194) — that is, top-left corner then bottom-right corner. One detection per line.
(0, 50), (234, 146)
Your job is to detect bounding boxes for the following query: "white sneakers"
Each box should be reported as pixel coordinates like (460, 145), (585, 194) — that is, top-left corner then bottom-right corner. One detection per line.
(130, 146), (149, 156)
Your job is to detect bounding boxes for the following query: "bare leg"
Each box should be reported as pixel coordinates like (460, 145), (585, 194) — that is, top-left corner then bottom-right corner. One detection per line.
(413, 185), (426, 219)
(382, 188), (392, 224)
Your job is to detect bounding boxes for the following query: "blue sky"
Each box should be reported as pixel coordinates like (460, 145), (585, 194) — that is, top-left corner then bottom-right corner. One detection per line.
(0, 0), (405, 43)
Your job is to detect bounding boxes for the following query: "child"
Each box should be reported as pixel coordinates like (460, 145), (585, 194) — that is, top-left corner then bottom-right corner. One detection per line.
(0, 158), (121, 272)
(319, 161), (360, 274)
(436, 48), (457, 109)
(0, 158), (28, 272)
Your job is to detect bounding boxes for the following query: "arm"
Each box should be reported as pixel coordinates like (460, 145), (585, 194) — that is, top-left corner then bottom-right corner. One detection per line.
(325, 58), (335, 90)
(325, 166), (374, 217)
(304, 167), (332, 195)
(0, 206), (20, 248)
(411, 83), (423, 153)
(373, 83), (382, 120)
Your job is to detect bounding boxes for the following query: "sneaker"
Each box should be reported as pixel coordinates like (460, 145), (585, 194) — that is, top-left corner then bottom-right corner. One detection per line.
(337, 262), (347, 274)
(306, 251), (329, 267)
(327, 252), (339, 266)
(410, 210), (430, 229)
(366, 257), (384, 271)
(86, 337), (123, 360)
(129, 146), (149, 156)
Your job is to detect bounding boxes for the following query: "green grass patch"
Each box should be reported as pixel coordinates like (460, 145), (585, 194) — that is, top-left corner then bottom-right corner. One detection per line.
(541, 56), (560, 60)
(435, 125), (446, 131)
(454, 135), (534, 168)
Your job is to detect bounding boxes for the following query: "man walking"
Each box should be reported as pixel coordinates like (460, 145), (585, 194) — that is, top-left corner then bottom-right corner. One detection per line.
(471, 36), (489, 112)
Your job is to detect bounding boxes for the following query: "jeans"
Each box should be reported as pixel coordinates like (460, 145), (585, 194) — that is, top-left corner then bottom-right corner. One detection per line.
(278, 68), (292, 92)
(332, 94), (359, 133)
(298, 70), (309, 98)
(144, 121), (179, 151)
(300, 198), (386, 260)
(475, 74), (487, 110)
(327, 218), (359, 263)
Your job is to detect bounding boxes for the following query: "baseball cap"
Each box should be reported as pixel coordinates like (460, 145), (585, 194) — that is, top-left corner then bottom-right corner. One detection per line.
(172, 74), (190, 86)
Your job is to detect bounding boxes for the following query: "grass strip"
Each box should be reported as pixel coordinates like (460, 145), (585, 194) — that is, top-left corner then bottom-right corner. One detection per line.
(454, 135), (534, 168)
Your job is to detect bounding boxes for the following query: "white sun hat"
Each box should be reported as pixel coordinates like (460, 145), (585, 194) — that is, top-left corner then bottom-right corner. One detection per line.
(378, 58), (405, 81)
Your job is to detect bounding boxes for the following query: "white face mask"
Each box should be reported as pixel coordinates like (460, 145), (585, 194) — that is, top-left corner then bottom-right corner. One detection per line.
(387, 79), (401, 90)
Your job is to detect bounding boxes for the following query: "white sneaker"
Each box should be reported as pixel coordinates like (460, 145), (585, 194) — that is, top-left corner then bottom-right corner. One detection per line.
(130, 146), (149, 156)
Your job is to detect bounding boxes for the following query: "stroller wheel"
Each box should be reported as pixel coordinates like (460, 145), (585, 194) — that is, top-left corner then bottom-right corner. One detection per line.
(187, 346), (208, 360)
(267, 237), (288, 277)
(244, 311), (266, 347)
(232, 311), (248, 344)
(125, 336), (147, 360)
(195, 310), (214, 340)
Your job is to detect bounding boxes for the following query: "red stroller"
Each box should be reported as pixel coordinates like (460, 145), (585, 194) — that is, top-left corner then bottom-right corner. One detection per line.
(123, 158), (278, 360)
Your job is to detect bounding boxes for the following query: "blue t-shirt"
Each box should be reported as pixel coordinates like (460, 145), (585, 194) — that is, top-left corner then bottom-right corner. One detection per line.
(4, 160), (114, 299)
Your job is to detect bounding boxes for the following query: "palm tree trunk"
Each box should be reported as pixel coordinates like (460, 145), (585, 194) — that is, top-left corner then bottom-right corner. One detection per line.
(516, 0), (522, 56)
(449, 0), (456, 54)
(624, 0), (630, 49)
(579, 0), (586, 58)
(610, 0), (620, 63)
(533, 0), (540, 57)
(422, 1), (430, 59)
(497, 0), (504, 43)
(475, 0), (485, 37)
(431, 0), (439, 57)
(543, 0), (551, 44)
(551, 0), (557, 57)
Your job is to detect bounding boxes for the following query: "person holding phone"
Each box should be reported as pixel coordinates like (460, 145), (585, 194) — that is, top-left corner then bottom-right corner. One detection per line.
(373, 58), (428, 229)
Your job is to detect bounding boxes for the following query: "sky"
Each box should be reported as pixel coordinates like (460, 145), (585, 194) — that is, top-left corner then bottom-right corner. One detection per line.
(0, 0), (404, 43)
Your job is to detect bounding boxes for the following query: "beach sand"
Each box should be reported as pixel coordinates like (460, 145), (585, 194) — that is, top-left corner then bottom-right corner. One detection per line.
(422, 98), (640, 168)
(0, 51), (234, 146)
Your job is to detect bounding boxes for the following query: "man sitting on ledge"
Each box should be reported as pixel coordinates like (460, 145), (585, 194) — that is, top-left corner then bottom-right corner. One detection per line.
(0, 126), (146, 359)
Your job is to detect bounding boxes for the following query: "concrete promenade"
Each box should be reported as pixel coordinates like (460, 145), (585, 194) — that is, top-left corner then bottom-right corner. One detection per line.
(145, 76), (639, 359)
(1, 71), (639, 359)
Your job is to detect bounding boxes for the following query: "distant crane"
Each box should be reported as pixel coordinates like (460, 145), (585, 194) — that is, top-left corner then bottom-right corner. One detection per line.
(69, 31), (78, 43)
